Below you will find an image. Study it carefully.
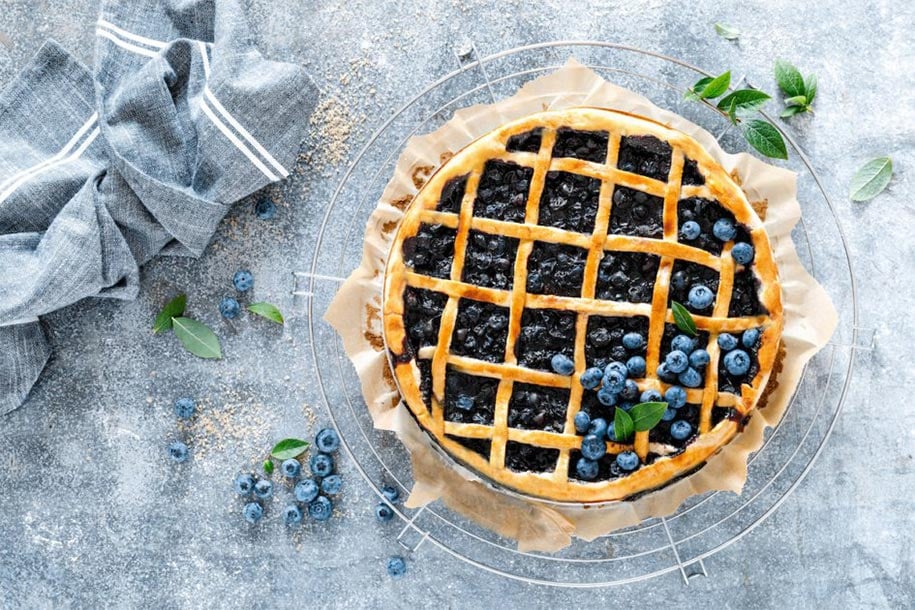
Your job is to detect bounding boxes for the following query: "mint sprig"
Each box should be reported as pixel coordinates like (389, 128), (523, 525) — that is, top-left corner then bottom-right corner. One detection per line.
(613, 402), (669, 442)
(685, 71), (788, 160)
(671, 301), (698, 337)
(774, 60), (816, 117)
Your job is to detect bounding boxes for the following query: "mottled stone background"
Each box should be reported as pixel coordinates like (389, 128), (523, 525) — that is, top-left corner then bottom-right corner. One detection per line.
(0, 0), (911, 608)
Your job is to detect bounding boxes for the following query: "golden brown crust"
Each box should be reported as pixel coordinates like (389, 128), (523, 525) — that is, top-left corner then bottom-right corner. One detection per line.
(382, 108), (783, 503)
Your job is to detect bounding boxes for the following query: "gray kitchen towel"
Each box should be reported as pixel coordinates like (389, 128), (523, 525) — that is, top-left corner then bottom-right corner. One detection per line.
(0, 0), (316, 414)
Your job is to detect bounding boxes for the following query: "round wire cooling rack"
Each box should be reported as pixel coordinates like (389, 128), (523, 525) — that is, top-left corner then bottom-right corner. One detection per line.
(297, 41), (868, 587)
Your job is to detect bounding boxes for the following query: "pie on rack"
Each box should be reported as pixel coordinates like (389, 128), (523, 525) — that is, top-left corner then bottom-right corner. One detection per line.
(382, 107), (783, 503)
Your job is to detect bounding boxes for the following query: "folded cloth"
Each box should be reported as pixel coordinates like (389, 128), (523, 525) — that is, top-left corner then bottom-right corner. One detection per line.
(0, 0), (316, 414)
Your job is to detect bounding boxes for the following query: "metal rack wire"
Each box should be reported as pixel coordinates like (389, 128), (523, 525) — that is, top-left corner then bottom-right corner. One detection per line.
(295, 42), (866, 587)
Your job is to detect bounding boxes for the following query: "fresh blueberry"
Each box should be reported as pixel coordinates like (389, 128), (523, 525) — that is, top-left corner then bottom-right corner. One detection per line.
(588, 417), (609, 439)
(723, 349), (751, 375)
(717, 333), (738, 351)
(602, 369), (626, 394)
(381, 485), (400, 503)
(732, 242), (754, 265)
(575, 457), (599, 480)
(243, 502), (263, 524)
(375, 502), (394, 522)
(618, 401), (634, 412)
(626, 355), (646, 378)
(664, 385), (687, 409)
(597, 387), (618, 407)
(671, 334), (696, 354)
(579, 367), (603, 390)
(615, 451), (640, 471)
(605, 361), (628, 378)
(661, 407), (677, 421)
(234, 473), (255, 495)
(281, 459), (301, 478)
(671, 270), (688, 291)
(387, 556), (407, 579)
(283, 504), (302, 525)
(551, 353), (575, 376)
(713, 218), (737, 241)
(680, 220), (701, 241)
(664, 350), (689, 374)
(255, 198), (277, 220)
(606, 421), (617, 442)
(620, 379), (639, 401)
(294, 479), (320, 503)
(656, 362), (678, 383)
(640, 389), (662, 403)
(573, 411), (591, 434)
(173, 397), (196, 419)
(670, 420), (693, 440)
(309, 453), (334, 477)
(678, 367), (703, 388)
(321, 474), (343, 495)
(687, 285), (714, 310)
(689, 349), (710, 369)
(314, 429), (340, 454)
(219, 297), (241, 320)
(168, 441), (189, 463)
(308, 496), (333, 521)
(742, 328), (760, 348)
(455, 395), (474, 411)
(253, 479), (273, 500)
(580, 434), (607, 460)
(233, 270), (254, 292)
(622, 332), (645, 350)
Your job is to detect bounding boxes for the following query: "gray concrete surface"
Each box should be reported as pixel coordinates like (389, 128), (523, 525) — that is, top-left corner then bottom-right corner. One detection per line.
(0, 0), (912, 608)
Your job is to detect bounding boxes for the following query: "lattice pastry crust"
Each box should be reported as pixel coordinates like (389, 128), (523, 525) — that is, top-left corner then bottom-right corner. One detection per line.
(383, 108), (783, 503)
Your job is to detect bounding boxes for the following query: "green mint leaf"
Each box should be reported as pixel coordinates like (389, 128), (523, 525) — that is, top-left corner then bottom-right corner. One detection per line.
(613, 408), (634, 443)
(263, 459), (274, 475)
(714, 23), (740, 40)
(743, 119), (788, 160)
(780, 105), (806, 118)
(784, 95), (808, 107)
(804, 74), (818, 103)
(247, 302), (284, 324)
(698, 70), (732, 99)
(270, 438), (310, 460)
(671, 301), (698, 337)
(717, 89), (771, 119)
(172, 317), (222, 359)
(629, 402), (669, 432)
(849, 157), (893, 202)
(153, 294), (186, 334)
(684, 76), (713, 100)
(774, 59), (806, 98)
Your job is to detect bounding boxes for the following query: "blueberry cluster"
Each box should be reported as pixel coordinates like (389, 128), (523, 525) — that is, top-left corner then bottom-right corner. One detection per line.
(553, 127), (609, 164)
(717, 328), (761, 393)
(461, 230), (519, 290)
(402, 224), (456, 279)
(537, 170), (601, 234)
(505, 127), (543, 153)
(607, 186), (664, 239)
(657, 331), (710, 390)
(167, 396), (196, 464)
(669, 260), (720, 314)
(374, 484), (400, 523)
(617, 135), (673, 181)
(595, 251), (660, 304)
(473, 160), (533, 223)
(450, 299), (510, 363)
(525, 241), (588, 297)
(219, 269), (255, 320)
(235, 428), (342, 526)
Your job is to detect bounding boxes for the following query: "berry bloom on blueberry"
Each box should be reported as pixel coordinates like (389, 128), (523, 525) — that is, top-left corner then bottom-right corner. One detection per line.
(232, 270), (254, 292)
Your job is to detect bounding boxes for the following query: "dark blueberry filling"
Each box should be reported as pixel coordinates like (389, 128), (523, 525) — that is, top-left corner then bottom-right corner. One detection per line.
(443, 368), (499, 425)
(552, 127), (609, 164)
(681, 158), (705, 185)
(668, 261), (720, 313)
(595, 251), (660, 303)
(712, 406), (743, 427)
(516, 308), (576, 371)
(677, 198), (750, 255)
(717, 347), (760, 394)
(617, 135), (672, 181)
(608, 186), (664, 238)
(567, 450), (623, 482)
(437, 174), (468, 214)
(416, 359), (433, 412)
(526, 242), (588, 297)
(650, 402), (701, 448)
(537, 171), (601, 234)
(578, 391), (614, 423)
(506, 128), (543, 153)
(461, 230), (519, 290)
(450, 298), (509, 363)
(473, 160), (533, 223)
(508, 383), (570, 432)
(505, 442), (559, 473)
(402, 224), (456, 279)
(659, 323), (711, 365)
(728, 268), (766, 317)
(446, 435), (492, 460)
(585, 315), (649, 371)
(402, 287), (447, 355)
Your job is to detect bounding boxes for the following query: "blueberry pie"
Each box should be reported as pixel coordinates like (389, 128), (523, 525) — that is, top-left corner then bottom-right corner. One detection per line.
(383, 108), (783, 502)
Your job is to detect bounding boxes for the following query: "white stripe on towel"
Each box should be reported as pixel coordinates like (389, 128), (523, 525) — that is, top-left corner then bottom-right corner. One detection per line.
(197, 41), (211, 80)
(96, 19), (167, 49)
(200, 99), (279, 182)
(96, 29), (159, 58)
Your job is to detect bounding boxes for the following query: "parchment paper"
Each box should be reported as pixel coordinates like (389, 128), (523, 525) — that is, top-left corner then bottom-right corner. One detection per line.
(325, 60), (838, 552)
